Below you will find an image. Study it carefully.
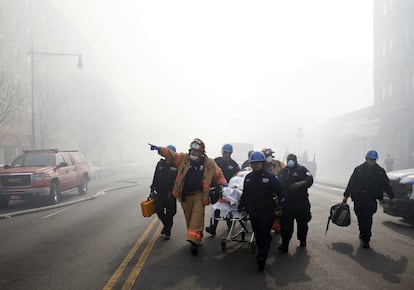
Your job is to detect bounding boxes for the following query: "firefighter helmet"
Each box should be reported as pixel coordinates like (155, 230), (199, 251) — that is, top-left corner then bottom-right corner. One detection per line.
(190, 138), (205, 152)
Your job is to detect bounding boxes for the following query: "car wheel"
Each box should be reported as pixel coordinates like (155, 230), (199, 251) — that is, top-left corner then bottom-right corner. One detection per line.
(78, 175), (88, 195)
(0, 199), (9, 208)
(49, 181), (59, 205)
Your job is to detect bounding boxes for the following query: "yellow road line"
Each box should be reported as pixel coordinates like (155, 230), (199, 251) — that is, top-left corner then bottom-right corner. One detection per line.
(121, 223), (163, 290)
(102, 217), (158, 290)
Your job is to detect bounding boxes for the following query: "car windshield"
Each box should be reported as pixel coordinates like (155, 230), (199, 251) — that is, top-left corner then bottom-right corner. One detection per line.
(11, 154), (55, 167)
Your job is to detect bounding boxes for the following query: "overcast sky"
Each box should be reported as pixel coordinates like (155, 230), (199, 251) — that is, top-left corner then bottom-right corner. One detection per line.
(50, 0), (374, 159)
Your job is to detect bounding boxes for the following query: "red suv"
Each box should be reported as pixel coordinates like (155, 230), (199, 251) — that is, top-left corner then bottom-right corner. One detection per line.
(0, 149), (90, 208)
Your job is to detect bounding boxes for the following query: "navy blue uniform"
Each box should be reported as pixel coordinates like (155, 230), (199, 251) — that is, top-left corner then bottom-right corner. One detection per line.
(214, 157), (240, 182)
(278, 165), (313, 248)
(150, 159), (178, 237)
(239, 169), (286, 262)
(344, 162), (394, 243)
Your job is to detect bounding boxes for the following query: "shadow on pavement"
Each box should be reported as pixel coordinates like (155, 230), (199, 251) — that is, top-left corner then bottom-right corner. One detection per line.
(329, 242), (407, 284)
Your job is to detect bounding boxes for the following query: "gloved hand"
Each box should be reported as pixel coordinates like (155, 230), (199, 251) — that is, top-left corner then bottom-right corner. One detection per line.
(148, 143), (160, 151)
(342, 196), (348, 203)
(204, 198), (210, 206)
(172, 191), (179, 199)
(389, 197), (396, 205)
(150, 189), (158, 199)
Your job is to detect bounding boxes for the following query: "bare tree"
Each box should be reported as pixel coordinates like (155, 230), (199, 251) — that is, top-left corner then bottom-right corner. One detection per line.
(0, 67), (26, 139)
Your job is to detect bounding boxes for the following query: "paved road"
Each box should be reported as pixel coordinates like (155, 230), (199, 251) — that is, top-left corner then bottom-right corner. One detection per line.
(0, 177), (413, 290)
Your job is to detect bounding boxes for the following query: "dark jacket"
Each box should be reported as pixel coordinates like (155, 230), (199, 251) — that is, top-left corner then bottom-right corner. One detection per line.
(214, 157), (240, 182)
(344, 162), (394, 201)
(239, 169), (286, 214)
(278, 164), (313, 208)
(150, 159), (177, 198)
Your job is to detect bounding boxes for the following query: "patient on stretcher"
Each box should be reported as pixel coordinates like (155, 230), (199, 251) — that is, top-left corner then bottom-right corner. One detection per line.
(206, 168), (251, 235)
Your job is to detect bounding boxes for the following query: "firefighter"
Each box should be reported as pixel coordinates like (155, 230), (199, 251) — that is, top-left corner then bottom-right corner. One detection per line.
(262, 148), (286, 233)
(149, 138), (226, 255)
(238, 151), (286, 271)
(150, 145), (178, 240)
(277, 153), (313, 253)
(262, 148), (285, 175)
(342, 150), (395, 249)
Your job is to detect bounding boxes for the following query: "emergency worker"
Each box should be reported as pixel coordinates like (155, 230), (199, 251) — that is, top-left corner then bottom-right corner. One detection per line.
(262, 148), (285, 175)
(342, 150), (395, 248)
(149, 138), (226, 255)
(277, 153), (313, 253)
(150, 145), (178, 240)
(238, 151), (286, 271)
(241, 150), (254, 169)
(262, 148), (286, 233)
(214, 144), (240, 182)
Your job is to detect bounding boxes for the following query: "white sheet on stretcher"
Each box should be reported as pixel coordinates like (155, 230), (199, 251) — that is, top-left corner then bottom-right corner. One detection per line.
(212, 168), (251, 219)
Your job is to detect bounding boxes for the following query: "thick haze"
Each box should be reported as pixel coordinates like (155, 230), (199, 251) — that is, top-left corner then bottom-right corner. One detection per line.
(50, 0), (373, 166)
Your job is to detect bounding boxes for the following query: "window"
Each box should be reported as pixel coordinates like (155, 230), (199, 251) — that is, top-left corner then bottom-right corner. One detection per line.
(382, 87), (386, 102)
(388, 83), (393, 97)
(382, 2), (387, 16)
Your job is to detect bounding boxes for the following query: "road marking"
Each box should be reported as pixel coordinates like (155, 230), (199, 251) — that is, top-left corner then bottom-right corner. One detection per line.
(121, 223), (163, 290)
(40, 207), (71, 219)
(102, 217), (158, 290)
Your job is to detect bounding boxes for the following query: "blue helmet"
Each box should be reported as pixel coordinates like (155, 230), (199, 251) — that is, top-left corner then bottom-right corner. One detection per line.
(366, 150), (378, 160)
(222, 143), (233, 153)
(167, 145), (176, 152)
(249, 151), (266, 163)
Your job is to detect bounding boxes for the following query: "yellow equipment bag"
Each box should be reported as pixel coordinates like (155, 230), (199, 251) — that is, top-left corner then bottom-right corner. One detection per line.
(140, 197), (156, 217)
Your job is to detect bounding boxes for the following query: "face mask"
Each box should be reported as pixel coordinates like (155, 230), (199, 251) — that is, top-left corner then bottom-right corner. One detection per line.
(287, 160), (296, 168)
(266, 156), (273, 163)
(190, 154), (200, 161)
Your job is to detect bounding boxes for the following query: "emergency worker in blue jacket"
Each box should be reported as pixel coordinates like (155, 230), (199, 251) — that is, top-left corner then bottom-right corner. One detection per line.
(277, 153), (313, 253)
(150, 145), (178, 240)
(238, 151), (286, 271)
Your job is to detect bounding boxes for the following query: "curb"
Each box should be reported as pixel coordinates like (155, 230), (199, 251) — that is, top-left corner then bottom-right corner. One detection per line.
(0, 183), (138, 220)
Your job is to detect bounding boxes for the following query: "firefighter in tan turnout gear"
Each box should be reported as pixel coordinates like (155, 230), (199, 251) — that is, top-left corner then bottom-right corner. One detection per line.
(149, 138), (226, 255)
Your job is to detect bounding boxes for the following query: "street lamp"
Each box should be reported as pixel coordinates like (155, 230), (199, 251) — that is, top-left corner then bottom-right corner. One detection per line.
(28, 46), (82, 149)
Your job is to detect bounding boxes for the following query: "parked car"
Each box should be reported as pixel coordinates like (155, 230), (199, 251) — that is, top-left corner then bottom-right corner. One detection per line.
(380, 168), (414, 220)
(0, 149), (90, 208)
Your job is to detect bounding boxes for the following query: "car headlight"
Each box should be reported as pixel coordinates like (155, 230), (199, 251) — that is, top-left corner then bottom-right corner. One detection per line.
(32, 173), (45, 183)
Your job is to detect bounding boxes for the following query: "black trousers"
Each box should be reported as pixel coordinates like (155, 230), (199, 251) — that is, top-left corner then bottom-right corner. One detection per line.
(250, 210), (275, 260)
(281, 206), (311, 246)
(155, 195), (177, 235)
(353, 199), (377, 242)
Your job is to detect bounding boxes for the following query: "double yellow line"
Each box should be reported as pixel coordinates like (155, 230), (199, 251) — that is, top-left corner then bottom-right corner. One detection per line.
(103, 217), (162, 290)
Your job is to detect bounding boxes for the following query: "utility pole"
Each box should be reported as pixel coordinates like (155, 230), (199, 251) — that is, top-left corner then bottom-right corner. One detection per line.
(29, 46), (82, 149)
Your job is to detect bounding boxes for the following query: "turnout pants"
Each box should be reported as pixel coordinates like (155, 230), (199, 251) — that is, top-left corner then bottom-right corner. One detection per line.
(181, 192), (205, 245)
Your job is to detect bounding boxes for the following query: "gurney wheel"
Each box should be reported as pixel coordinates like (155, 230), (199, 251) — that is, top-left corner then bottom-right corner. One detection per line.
(221, 239), (227, 252)
(249, 242), (256, 254)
